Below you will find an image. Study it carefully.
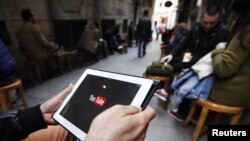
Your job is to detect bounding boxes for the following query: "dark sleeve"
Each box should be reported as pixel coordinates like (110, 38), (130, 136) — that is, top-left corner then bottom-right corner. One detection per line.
(218, 24), (230, 42)
(170, 30), (189, 56)
(0, 105), (47, 141)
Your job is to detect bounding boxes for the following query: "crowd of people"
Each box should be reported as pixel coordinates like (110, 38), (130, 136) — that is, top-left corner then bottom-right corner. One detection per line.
(1, 0), (250, 140)
(160, 0), (250, 122)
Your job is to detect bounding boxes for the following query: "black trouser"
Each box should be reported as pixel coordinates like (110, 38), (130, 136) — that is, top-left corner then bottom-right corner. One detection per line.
(178, 98), (192, 117)
(178, 98), (202, 119)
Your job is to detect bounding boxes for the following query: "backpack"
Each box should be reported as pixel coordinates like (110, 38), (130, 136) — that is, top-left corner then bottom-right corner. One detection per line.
(145, 61), (173, 76)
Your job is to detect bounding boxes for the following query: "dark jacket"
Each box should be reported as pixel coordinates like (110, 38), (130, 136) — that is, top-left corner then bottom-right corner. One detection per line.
(136, 16), (152, 39)
(170, 22), (229, 69)
(0, 105), (47, 141)
(168, 29), (189, 53)
(0, 39), (16, 76)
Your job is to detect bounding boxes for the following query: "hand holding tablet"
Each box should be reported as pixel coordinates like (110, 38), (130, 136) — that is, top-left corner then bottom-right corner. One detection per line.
(53, 69), (159, 140)
(85, 105), (156, 141)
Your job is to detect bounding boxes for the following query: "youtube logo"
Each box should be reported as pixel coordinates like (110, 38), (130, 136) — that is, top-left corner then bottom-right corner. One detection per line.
(89, 94), (107, 106)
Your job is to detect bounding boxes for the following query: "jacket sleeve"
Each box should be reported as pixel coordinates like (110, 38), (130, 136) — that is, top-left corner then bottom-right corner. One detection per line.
(212, 32), (250, 78)
(170, 30), (189, 57)
(32, 24), (54, 49)
(0, 105), (47, 141)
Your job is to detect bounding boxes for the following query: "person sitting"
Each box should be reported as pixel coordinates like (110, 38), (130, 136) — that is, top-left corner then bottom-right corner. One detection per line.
(77, 22), (102, 62)
(0, 38), (17, 86)
(167, 22), (189, 54)
(161, 3), (229, 74)
(0, 84), (156, 141)
(16, 9), (59, 73)
(167, 0), (250, 122)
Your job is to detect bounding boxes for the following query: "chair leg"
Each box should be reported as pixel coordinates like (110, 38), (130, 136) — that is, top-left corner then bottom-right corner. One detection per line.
(192, 107), (209, 141)
(0, 92), (8, 111)
(183, 102), (197, 127)
(33, 64), (42, 82)
(17, 85), (28, 108)
(230, 113), (242, 124)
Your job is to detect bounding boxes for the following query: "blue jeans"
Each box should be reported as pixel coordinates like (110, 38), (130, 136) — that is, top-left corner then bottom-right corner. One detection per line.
(137, 38), (147, 57)
(175, 75), (199, 104)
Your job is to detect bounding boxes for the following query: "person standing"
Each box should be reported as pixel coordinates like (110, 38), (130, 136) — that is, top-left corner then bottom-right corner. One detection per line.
(136, 10), (152, 57)
(154, 21), (160, 41)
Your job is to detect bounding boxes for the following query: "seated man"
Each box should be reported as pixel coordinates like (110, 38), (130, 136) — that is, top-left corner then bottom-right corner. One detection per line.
(17, 9), (59, 72)
(161, 4), (229, 74)
(77, 22), (102, 63)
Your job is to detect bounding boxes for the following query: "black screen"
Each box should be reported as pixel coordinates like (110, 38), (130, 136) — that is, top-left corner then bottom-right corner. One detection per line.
(60, 74), (141, 133)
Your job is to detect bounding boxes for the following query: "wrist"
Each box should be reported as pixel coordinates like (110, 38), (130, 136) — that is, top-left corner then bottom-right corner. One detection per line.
(40, 103), (50, 125)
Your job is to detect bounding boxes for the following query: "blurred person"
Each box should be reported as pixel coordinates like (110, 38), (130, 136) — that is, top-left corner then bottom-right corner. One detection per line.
(94, 21), (109, 59)
(127, 21), (134, 47)
(154, 21), (160, 41)
(0, 84), (156, 141)
(166, 22), (189, 55)
(168, 0), (250, 121)
(209, 0), (250, 107)
(136, 9), (152, 57)
(161, 3), (229, 73)
(0, 38), (17, 86)
(103, 26), (116, 55)
(17, 9), (59, 72)
(77, 22), (102, 62)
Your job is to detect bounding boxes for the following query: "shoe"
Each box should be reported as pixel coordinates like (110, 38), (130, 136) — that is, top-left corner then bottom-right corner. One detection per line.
(168, 108), (184, 122)
(154, 89), (168, 101)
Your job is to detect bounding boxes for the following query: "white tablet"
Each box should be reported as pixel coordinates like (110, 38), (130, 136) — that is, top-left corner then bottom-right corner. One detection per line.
(53, 69), (158, 141)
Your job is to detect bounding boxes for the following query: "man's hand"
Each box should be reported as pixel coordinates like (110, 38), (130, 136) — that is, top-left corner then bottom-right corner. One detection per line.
(161, 54), (173, 63)
(40, 83), (73, 125)
(85, 105), (156, 141)
(50, 42), (59, 51)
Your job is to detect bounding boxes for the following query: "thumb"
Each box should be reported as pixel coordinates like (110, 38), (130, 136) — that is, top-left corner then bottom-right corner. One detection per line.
(42, 100), (63, 113)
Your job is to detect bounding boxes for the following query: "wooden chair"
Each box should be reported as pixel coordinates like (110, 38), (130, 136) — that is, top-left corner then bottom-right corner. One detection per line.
(24, 60), (47, 82)
(53, 51), (74, 73)
(183, 99), (244, 141)
(0, 78), (28, 111)
(146, 75), (172, 90)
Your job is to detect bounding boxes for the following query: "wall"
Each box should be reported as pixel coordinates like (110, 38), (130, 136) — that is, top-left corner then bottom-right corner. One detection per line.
(0, 0), (137, 79)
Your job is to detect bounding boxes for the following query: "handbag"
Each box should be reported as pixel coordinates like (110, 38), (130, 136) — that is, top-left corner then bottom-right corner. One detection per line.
(145, 61), (173, 76)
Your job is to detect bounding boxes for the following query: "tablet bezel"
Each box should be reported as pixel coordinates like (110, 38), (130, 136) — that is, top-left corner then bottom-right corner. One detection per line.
(53, 69), (154, 141)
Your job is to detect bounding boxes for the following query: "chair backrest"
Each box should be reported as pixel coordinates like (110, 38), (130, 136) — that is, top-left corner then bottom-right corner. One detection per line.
(196, 99), (243, 114)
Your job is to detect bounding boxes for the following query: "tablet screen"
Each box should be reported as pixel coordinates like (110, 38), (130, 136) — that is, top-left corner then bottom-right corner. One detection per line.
(53, 69), (155, 140)
(59, 74), (141, 133)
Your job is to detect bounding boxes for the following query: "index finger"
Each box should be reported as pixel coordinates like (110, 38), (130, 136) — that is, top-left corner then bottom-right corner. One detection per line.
(53, 83), (74, 100)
